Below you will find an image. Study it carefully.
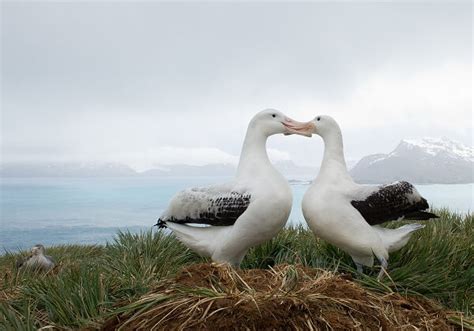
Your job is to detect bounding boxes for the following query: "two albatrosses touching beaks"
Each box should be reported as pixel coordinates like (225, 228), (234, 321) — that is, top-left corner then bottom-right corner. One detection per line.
(16, 244), (55, 272)
(299, 115), (438, 280)
(156, 109), (312, 267)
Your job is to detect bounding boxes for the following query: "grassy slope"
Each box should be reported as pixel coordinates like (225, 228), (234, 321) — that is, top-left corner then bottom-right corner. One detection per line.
(0, 209), (472, 329)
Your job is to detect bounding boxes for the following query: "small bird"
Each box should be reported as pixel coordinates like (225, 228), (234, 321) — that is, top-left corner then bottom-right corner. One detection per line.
(156, 109), (311, 267)
(16, 244), (55, 271)
(298, 115), (438, 280)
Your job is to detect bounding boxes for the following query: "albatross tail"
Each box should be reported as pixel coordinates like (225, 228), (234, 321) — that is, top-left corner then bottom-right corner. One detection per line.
(164, 222), (229, 258)
(403, 211), (439, 220)
(372, 224), (425, 253)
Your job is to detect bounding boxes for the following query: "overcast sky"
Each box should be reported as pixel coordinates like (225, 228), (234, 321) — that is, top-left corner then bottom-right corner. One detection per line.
(1, 2), (472, 171)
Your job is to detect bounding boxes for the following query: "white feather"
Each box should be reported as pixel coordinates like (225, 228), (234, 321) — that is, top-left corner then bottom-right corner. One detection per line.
(159, 110), (294, 266)
(302, 115), (432, 271)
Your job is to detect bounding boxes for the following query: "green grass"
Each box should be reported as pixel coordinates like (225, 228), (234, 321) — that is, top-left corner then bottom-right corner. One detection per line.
(0, 209), (472, 329)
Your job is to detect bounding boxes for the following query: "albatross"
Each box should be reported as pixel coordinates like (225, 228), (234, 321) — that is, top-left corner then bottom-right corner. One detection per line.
(16, 244), (55, 271)
(299, 115), (438, 280)
(156, 109), (311, 266)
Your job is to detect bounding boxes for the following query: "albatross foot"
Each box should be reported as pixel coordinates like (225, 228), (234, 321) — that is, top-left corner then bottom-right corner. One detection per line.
(376, 257), (389, 281)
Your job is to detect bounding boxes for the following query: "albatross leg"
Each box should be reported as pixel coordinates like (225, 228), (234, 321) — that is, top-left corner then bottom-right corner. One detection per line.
(355, 262), (364, 274)
(377, 257), (388, 281)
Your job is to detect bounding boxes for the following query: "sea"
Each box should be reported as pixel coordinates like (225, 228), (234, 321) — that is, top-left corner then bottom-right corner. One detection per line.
(0, 177), (472, 252)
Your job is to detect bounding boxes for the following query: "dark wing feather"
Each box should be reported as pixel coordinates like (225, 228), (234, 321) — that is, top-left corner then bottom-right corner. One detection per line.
(351, 181), (438, 225)
(16, 257), (26, 269)
(45, 255), (56, 265)
(157, 191), (251, 228)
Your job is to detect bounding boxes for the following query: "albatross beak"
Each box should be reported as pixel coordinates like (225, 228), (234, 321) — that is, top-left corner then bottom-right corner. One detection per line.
(282, 118), (315, 137)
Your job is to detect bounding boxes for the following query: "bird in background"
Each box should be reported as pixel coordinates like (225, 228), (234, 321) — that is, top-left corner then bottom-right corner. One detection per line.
(298, 115), (438, 280)
(16, 244), (55, 272)
(156, 109), (312, 267)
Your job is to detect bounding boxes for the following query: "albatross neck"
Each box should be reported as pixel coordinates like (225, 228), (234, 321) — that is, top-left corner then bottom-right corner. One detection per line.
(318, 127), (351, 180)
(236, 126), (273, 177)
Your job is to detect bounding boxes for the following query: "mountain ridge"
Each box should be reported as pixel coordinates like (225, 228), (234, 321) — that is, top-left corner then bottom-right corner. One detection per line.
(350, 137), (473, 184)
(0, 160), (318, 179)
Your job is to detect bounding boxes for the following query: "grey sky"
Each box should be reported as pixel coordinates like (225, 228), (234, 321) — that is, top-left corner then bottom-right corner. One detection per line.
(1, 2), (472, 170)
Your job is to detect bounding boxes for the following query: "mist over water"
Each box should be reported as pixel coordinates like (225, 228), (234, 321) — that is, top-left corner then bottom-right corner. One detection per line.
(0, 177), (472, 252)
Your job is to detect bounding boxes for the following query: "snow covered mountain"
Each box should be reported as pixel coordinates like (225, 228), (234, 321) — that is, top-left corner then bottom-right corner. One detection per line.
(140, 160), (317, 179)
(0, 162), (137, 177)
(0, 160), (318, 180)
(350, 137), (474, 184)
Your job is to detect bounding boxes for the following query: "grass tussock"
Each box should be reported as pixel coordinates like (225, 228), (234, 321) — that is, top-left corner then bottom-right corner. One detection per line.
(0, 209), (472, 329)
(104, 263), (459, 330)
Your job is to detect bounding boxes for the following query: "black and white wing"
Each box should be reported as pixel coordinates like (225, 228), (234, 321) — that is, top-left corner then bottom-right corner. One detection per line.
(15, 255), (31, 269)
(156, 184), (251, 228)
(350, 181), (438, 226)
(45, 255), (56, 266)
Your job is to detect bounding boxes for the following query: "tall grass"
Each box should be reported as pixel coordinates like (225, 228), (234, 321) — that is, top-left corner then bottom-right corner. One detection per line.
(102, 230), (201, 301)
(243, 209), (473, 313)
(0, 210), (472, 329)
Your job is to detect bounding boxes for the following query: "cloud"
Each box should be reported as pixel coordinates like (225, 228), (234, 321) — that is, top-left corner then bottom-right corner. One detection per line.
(147, 146), (238, 168)
(346, 61), (471, 128)
(297, 60), (471, 127)
(267, 148), (291, 163)
(112, 146), (292, 172)
(1, 2), (471, 168)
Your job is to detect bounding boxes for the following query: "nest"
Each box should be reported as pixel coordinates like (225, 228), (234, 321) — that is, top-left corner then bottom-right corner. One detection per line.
(104, 263), (465, 330)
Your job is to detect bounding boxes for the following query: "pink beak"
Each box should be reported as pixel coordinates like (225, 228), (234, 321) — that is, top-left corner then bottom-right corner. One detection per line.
(281, 117), (315, 137)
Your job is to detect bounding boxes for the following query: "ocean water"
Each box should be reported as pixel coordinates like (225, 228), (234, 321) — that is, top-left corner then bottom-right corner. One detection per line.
(0, 177), (472, 252)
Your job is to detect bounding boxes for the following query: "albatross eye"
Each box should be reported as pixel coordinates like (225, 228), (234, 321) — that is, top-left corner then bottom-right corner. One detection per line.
(272, 114), (276, 118)
(316, 116), (321, 121)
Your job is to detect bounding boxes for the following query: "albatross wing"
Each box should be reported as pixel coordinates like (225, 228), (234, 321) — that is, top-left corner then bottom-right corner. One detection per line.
(157, 184), (251, 227)
(351, 181), (438, 226)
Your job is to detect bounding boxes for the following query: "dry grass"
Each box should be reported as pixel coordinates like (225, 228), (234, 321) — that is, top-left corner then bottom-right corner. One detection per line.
(104, 263), (468, 330)
(1, 210), (472, 329)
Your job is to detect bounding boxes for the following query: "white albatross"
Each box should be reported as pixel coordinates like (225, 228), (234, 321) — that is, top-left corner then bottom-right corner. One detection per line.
(156, 109), (311, 267)
(16, 244), (55, 271)
(299, 115), (438, 280)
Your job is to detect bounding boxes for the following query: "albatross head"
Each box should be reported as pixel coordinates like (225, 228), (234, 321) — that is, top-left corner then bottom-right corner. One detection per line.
(250, 109), (313, 137)
(294, 115), (341, 138)
(31, 244), (45, 256)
